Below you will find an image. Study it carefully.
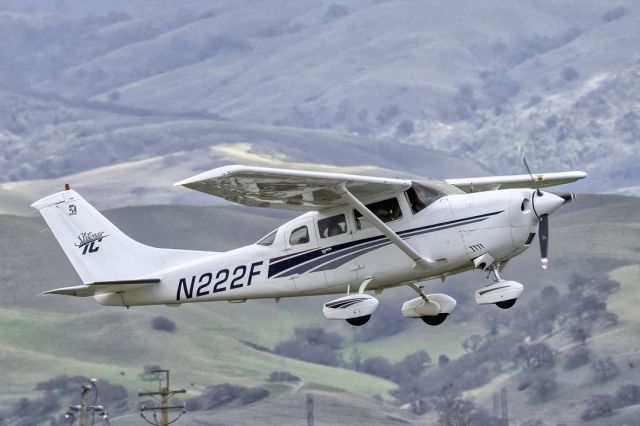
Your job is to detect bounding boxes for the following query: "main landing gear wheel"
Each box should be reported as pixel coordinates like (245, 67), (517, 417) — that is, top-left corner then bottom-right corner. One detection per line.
(495, 299), (517, 309)
(421, 313), (449, 326)
(346, 315), (371, 326)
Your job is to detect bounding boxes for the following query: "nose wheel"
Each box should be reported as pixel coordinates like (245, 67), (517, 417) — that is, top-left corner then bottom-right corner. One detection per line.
(474, 264), (523, 309)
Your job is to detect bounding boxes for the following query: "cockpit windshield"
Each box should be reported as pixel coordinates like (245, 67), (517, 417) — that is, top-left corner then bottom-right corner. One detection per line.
(406, 181), (464, 214)
(256, 229), (277, 246)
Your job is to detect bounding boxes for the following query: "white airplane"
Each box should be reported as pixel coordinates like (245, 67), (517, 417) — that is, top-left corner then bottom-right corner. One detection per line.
(32, 164), (586, 326)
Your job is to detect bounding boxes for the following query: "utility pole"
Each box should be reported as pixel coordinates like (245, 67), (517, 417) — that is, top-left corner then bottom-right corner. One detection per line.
(306, 394), (314, 426)
(65, 379), (110, 425)
(79, 384), (89, 426)
(491, 387), (509, 425)
(492, 392), (499, 418)
(139, 369), (186, 426)
(501, 387), (508, 425)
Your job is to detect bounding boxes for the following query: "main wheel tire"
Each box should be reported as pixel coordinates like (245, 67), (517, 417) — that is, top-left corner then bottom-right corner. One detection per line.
(496, 299), (517, 309)
(346, 315), (371, 326)
(421, 313), (449, 326)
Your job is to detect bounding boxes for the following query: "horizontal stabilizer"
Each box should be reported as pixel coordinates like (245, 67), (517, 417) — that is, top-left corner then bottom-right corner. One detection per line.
(43, 278), (160, 297)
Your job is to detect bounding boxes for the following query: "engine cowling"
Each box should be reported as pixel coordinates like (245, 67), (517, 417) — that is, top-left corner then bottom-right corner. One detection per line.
(322, 294), (379, 320)
(401, 293), (457, 318)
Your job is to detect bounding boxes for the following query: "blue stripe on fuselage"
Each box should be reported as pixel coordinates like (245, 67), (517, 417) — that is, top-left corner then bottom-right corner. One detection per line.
(267, 210), (503, 278)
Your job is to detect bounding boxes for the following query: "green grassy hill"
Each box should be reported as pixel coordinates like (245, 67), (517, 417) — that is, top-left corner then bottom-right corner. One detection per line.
(0, 194), (638, 424)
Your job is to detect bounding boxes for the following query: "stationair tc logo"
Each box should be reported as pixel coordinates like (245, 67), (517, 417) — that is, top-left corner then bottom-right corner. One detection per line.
(74, 231), (108, 255)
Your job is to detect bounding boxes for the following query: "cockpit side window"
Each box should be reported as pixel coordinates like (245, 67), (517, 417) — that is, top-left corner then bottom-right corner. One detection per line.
(406, 183), (442, 214)
(257, 229), (277, 246)
(354, 197), (402, 230)
(289, 226), (310, 245)
(318, 214), (347, 238)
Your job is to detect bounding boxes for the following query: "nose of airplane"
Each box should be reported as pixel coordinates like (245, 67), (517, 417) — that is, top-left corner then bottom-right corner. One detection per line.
(532, 191), (565, 218)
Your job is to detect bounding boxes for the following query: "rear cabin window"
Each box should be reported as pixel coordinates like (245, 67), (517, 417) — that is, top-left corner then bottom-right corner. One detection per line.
(318, 214), (347, 238)
(354, 197), (402, 230)
(289, 226), (310, 245)
(257, 230), (277, 246)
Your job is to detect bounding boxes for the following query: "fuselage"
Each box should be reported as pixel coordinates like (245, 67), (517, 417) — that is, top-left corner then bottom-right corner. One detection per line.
(95, 184), (542, 307)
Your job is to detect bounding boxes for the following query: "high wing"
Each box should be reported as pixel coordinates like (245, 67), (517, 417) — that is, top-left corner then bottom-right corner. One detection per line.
(445, 171), (587, 193)
(174, 165), (411, 211)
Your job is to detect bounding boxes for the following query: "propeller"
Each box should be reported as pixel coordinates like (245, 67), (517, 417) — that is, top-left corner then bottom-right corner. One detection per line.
(522, 157), (575, 269)
(539, 213), (549, 269)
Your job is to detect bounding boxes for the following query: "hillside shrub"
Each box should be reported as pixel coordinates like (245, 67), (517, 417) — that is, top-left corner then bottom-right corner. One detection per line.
(11, 393), (59, 419)
(462, 334), (483, 352)
(515, 342), (556, 369)
(567, 324), (591, 345)
(186, 383), (269, 410)
(267, 371), (300, 382)
(356, 303), (407, 341)
(592, 357), (620, 381)
(581, 394), (615, 421)
(151, 316), (176, 332)
(360, 356), (394, 381)
(614, 384), (640, 408)
(438, 355), (450, 367)
(563, 346), (591, 370)
(602, 7), (628, 23)
(561, 67), (579, 82)
(274, 326), (342, 366)
(529, 369), (558, 400)
(359, 351), (431, 384)
(392, 351), (431, 384)
(240, 387), (269, 404)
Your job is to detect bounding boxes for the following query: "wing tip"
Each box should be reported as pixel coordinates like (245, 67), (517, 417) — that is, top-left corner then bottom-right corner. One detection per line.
(173, 165), (244, 188)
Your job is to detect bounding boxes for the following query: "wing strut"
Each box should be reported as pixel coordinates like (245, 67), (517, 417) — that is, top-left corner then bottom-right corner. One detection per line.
(336, 184), (434, 270)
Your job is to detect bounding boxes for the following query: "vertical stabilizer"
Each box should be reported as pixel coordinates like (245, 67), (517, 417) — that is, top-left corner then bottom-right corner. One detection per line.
(32, 189), (213, 284)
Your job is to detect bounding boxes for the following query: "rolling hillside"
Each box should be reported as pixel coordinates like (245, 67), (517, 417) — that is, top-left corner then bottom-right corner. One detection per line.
(0, 1), (638, 191)
(0, 2), (638, 423)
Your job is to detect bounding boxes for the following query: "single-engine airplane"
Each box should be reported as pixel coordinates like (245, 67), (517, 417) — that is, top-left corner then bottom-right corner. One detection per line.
(32, 164), (586, 326)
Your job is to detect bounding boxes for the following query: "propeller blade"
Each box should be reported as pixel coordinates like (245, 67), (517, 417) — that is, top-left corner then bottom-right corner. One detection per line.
(559, 192), (576, 203)
(539, 214), (549, 269)
(523, 157), (542, 196)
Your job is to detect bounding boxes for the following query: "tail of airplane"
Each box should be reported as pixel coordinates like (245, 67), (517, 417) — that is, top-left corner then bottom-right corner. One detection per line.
(32, 188), (213, 286)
